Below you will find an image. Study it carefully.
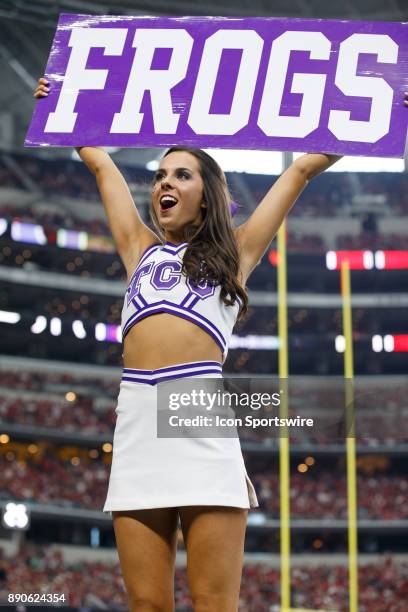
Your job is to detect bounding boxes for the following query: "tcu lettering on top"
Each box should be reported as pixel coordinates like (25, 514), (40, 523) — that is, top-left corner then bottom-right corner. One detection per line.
(45, 27), (398, 144)
(127, 259), (215, 306)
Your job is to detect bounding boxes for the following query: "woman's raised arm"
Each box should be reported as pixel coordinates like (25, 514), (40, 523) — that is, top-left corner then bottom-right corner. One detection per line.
(236, 152), (341, 282)
(237, 91), (408, 282)
(76, 146), (158, 275)
(34, 78), (158, 277)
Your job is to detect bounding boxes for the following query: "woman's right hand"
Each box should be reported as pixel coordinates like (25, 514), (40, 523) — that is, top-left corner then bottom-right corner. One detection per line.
(34, 77), (49, 99)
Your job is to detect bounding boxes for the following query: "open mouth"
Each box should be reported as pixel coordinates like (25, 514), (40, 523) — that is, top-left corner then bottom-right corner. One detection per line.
(160, 195), (178, 211)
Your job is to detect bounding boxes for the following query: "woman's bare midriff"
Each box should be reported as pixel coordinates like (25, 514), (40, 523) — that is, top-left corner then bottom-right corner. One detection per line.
(123, 313), (223, 369)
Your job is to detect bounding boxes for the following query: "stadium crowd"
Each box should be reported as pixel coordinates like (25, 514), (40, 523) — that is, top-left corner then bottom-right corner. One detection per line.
(0, 202), (111, 236)
(1, 151), (407, 611)
(0, 367), (408, 447)
(0, 449), (406, 519)
(3, 152), (408, 214)
(1, 393), (406, 445)
(244, 170), (408, 217)
(0, 368), (118, 398)
(2, 202), (407, 258)
(1, 151), (408, 261)
(0, 394), (115, 434)
(0, 544), (406, 611)
(1, 368), (406, 443)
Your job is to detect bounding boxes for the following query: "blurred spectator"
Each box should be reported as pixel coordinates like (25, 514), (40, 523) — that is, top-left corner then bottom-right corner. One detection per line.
(361, 212), (378, 235)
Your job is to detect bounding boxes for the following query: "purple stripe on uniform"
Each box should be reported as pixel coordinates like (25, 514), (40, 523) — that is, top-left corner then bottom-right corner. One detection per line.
(123, 366), (222, 381)
(131, 296), (142, 311)
(180, 293), (199, 309)
(180, 293), (193, 307)
(122, 360), (223, 385)
(162, 243), (188, 255)
(123, 360), (222, 375)
(165, 303), (226, 344)
(186, 296), (200, 310)
(123, 303), (226, 352)
(124, 300), (226, 344)
(165, 241), (188, 248)
(122, 376), (156, 385)
(132, 294), (148, 309)
(123, 313), (225, 355)
(127, 243), (162, 289)
(122, 368), (223, 385)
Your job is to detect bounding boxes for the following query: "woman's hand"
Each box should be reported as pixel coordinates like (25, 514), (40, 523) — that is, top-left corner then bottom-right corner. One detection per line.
(34, 77), (49, 99)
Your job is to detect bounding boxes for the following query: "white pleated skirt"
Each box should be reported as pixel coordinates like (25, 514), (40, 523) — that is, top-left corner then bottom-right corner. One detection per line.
(103, 361), (259, 513)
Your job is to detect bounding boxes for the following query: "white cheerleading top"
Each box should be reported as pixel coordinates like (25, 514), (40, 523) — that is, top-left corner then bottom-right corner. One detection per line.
(122, 241), (242, 364)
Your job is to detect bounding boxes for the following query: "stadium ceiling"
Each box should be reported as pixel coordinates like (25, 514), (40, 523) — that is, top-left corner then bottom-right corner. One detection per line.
(0, 0), (407, 162)
(1, 0), (408, 21)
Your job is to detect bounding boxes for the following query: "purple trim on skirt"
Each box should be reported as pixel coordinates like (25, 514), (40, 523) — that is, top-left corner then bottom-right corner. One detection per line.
(122, 360), (223, 385)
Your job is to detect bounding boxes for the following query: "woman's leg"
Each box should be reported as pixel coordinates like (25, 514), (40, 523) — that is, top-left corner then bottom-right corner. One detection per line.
(113, 508), (179, 612)
(178, 506), (248, 612)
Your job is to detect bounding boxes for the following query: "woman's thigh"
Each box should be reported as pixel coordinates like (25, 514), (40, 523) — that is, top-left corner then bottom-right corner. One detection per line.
(113, 508), (179, 612)
(179, 506), (248, 611)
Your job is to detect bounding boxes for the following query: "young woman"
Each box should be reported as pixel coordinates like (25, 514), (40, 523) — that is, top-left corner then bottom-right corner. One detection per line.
(34, 78), (408, 611)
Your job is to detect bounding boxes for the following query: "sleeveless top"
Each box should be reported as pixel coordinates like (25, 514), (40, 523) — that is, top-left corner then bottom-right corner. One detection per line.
(121, 241), (242, 364)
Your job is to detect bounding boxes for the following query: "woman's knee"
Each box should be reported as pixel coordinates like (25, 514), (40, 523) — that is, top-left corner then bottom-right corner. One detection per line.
(112, 508), (178, 611)
(191, 591), (238, 612)
(128, 593), (174, 612)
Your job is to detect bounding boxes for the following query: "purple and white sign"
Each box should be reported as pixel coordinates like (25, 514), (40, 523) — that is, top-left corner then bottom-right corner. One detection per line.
(25, 14), (408, 156)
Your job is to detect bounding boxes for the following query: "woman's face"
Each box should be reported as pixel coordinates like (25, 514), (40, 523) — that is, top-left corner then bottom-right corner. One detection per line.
(152, 151), (206, 241)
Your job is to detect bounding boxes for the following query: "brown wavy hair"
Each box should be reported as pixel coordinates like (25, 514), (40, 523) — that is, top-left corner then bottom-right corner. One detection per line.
(149, 146), (248, 320)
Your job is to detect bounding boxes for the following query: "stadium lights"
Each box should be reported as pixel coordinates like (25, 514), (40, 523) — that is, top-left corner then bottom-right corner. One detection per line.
(372, 334), (408, 353)
(2, 502), (30, 530)
(325, 250), (408, 271)
(11, 221), (47, 246)
(95, 322), (121, 343)
(50, 317), (62, 336)
(372, 335), (383, 352)
(90, 527), (100, 548)
(0, 310), (21, 324)
(374, 251), (408, 270)
(229, 334), (280, 350)
(297, 463), (308, 473)
(1, 217), (116, 254)
(296, 154), (404, 173)
(72, 320), (87, 339)
(269, 249), (408, 271)
(335, 335), (346, 353)
(204, 149), (283, 174)
(57, 229), (88, 251)
(326, 250), (374, 271)
(246, 512), (267, 526)
(30, 315), (47, 334)
(146, 159), (159, 171)
(202, 152), (405, 175)
(7, 306), (407, 353)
